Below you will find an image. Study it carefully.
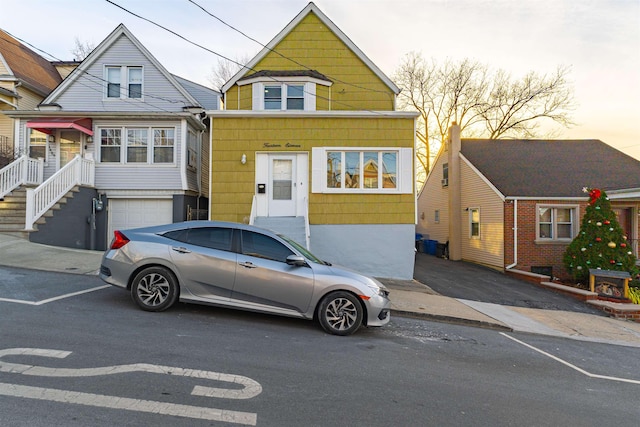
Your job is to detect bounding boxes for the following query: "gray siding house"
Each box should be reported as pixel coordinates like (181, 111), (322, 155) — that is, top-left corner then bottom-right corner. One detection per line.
(2, 24), (220, 250)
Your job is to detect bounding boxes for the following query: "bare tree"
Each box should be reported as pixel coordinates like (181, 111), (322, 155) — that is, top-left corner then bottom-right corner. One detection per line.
(394, 53), (575, 186)
(71, 37), (95, 61)
(207, 54), (251, 92)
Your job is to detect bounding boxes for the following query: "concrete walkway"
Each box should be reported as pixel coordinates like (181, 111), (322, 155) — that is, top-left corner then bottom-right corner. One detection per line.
(1, 233), (639, 347)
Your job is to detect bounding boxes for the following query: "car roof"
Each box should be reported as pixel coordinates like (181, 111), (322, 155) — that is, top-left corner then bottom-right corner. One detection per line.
(120, 221), (278, 237)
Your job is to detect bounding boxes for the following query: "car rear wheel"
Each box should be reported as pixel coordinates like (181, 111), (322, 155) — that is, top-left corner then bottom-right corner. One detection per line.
(317, 291), (363, 336)
(131, 266), (178, 312)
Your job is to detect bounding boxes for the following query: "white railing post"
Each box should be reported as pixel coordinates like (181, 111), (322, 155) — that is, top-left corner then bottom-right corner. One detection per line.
(25, 188), (35, 230)
(20, 154), (28, 184)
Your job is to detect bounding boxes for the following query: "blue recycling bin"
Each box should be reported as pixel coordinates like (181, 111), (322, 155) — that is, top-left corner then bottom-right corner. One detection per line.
(426, 240), (437, 255)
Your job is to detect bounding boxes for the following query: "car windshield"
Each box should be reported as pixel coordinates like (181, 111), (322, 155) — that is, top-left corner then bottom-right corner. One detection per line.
(278, 234), (326, 265)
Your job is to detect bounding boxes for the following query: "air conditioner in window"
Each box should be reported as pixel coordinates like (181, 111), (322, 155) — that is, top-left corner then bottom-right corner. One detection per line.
(441, 178), (449, 187)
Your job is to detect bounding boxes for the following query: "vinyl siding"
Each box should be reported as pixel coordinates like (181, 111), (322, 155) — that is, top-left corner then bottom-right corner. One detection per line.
(417, 146), (450, 243)
(460, 160), (504, 268)
(17, 87), (45, 110)
(210, 116), (415, 224)
(53, 34), (191, 112)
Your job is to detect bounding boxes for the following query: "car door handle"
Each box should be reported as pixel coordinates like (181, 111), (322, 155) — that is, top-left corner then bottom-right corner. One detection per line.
(171, 246), (191, 254)
(239, 262), (257, 269)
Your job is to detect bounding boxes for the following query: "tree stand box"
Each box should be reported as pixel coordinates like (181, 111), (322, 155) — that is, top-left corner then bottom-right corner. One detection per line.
(589, 269), (630, 299)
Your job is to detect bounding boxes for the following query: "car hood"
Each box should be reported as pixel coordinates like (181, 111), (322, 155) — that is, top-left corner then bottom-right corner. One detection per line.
(311, 261), (387, 290)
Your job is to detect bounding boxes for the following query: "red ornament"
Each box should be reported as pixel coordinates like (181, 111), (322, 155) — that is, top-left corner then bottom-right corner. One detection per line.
(621, 243), (627, 248)
(589, 188), (602, 205)
(610, 260), (616, 264)
(604, 220), (610, 225)
(595, 237), (602, 242)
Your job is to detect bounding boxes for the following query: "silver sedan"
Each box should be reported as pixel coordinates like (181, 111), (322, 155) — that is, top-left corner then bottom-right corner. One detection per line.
(99, 221), (391, 335)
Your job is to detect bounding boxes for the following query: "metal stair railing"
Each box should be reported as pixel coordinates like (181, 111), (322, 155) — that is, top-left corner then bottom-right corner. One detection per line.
(0, 155), (43, 199)
(25, 154), (95, 230)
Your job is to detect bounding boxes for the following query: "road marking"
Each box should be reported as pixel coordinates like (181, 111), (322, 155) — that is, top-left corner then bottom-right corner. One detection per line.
(0, 382), (257, 425)
(0, 285), (110, 305)
(0, 348), (262, 424)
(501, 333), (640, 385)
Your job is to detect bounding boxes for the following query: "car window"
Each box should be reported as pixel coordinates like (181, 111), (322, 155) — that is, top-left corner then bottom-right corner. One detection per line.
(164, 227), (233, 252)
(241, 230), (294, 263)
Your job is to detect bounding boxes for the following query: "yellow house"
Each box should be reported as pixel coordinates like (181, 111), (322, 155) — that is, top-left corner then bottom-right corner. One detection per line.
(209, 2), (418, 279)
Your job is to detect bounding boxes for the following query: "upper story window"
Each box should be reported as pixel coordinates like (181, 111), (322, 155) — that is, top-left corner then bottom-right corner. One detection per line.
(105, 66), (143, 99)
(261, 83), (305, 111)
(313, 147), (413, 194)
(442, 163), (449, 187)
(99, 126), (174, 164)
(537, 205), (577, 242)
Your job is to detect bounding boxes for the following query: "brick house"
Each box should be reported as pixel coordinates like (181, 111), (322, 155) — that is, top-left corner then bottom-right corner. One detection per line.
(417, 124), (640, 280)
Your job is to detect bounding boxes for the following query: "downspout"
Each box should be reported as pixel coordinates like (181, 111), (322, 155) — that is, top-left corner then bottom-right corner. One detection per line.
(505, 198), (518, 270)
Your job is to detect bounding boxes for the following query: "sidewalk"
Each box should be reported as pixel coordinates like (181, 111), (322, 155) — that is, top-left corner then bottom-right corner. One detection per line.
(1, 233), (640, 347)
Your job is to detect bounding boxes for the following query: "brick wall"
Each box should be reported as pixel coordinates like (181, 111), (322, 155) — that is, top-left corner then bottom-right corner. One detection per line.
(504, 200), (639, 280)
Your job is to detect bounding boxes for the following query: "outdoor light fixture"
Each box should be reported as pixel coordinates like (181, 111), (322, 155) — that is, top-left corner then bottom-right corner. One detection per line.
(241, 153), (247, 164)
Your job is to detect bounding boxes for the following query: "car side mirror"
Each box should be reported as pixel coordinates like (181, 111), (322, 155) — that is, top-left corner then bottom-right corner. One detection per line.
(286, 255), (307, 267)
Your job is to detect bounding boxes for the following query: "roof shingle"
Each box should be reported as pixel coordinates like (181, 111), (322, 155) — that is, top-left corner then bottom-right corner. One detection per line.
(461, 139), (640, 197)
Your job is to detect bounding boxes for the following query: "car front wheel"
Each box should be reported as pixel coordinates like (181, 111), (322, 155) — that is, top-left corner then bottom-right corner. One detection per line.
(317, 291), (363, 336)
(131, 266), (178, 312)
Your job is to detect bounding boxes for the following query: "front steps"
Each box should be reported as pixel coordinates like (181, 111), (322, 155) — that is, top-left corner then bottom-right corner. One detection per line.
(0, 186), (79, 238)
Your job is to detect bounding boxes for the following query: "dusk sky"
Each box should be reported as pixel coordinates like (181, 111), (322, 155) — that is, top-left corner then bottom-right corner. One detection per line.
(2, 0), (639, 159)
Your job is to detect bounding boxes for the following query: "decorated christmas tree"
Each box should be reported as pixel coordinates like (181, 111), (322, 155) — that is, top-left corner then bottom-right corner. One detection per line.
(564, 188), (636, 282)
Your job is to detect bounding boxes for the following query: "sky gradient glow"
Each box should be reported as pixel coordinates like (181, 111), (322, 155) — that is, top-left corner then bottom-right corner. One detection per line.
(2, 0), (639, 159)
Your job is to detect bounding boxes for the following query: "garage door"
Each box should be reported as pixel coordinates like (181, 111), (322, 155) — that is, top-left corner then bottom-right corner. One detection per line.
(108, 199), (174, 239)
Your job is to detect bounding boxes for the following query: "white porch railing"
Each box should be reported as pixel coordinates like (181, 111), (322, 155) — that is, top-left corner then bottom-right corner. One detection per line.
(303, 196), (310, 249)
(0, 155), (43, 199)
(25, 155), (95, 230)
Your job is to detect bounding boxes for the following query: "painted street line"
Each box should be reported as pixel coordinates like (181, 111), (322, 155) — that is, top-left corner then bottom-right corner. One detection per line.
(0, 382), (257, 425)
(0, 285), (110, 305)
(0, 348), (262, 425)
(501, 333), (640, 385)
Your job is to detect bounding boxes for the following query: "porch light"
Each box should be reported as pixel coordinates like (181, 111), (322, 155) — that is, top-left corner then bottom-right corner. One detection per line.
(241, 153), (247, 164)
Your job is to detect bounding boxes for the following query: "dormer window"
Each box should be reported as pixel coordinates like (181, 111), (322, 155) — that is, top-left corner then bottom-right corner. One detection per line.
(239, 70), (332, 112)
(262, 83), (306, 111)
(105, 66), (143, 99)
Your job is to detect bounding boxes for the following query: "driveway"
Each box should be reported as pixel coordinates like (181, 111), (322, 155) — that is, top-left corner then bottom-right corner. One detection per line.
(413, 253), (605, 315)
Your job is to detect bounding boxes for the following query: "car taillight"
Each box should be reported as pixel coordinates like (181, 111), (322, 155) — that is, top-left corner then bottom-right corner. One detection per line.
(110, 230), (130, 250)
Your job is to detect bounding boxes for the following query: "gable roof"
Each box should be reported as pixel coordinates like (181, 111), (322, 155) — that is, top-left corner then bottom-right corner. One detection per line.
(172, 75), (221, 110)
(461, 139), (640, 198)
(221, 2), (398, 94)
(43, 24), (200, 107)
(0, 29), (62, 96)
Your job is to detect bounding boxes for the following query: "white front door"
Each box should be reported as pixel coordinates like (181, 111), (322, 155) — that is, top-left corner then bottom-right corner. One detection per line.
(269, 155), (296, 216)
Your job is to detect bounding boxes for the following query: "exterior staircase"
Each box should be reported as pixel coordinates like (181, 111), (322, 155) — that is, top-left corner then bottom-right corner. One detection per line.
(253, 216), (308, 248)
(0, 186), (80, 238)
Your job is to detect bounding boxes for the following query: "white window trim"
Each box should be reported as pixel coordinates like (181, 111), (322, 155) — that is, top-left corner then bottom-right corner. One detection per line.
(97, 126), (176, 165)
(469, 207), (480, 239)
(535, 204), (579, 243)
(252, 81), (317, 111)
(311, 147), (413, 194)
(104, 65), (144, 100)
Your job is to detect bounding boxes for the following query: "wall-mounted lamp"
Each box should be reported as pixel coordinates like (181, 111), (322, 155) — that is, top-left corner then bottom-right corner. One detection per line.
(86, 136), (93, 143)
(241, 153), (247, 164)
